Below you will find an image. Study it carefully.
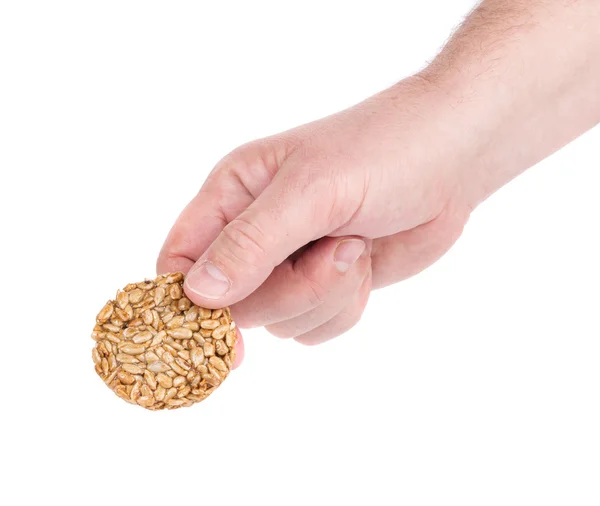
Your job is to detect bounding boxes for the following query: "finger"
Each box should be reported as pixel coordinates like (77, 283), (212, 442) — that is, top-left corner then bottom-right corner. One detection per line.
(156, 185), (229, 275)
(263, 241), (370, 338)
(293, 268), (372, 346)
(232, 328), (244, 369)
(230, 236), (369, 329)
(183, 155), (358, 308)
(156, 139), (287, 276)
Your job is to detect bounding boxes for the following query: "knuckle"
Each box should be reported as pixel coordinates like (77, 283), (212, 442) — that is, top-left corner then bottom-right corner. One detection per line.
(302, 274), (329, 308)
(291, 151), (365, 229)
(346, 307), (364, 330)
(294, 300), (368, 347)
(214, 142), (256, 172)
(295, 258), (334, 308)
(219, 217), (270, 270)
(294, 335), (320, 347)
(337, 306), (364, 335)
(336, 285), (370, 334)
(265, 324), (295, 340)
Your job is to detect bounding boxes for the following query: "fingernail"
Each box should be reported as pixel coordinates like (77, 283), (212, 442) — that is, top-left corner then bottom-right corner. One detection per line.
(334, 239), (365, 273)
(185, 262), (231, 299)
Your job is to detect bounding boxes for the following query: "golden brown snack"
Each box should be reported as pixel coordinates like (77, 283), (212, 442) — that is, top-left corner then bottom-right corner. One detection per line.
(91, 272), (237, 410)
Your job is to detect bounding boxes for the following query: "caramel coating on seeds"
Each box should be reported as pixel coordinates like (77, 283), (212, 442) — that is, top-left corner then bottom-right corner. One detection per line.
(91, 272), (237, 410)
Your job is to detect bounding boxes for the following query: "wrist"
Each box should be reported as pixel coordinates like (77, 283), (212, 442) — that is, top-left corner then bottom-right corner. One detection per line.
(388, 73), (503, 212)
(413, 65), (518, 209)
(414, 0), (600, 208)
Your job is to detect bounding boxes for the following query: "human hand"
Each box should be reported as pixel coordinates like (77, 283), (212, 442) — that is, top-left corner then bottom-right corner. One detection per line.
(158, 0), (600, 361)
(157, 76), (474, 356)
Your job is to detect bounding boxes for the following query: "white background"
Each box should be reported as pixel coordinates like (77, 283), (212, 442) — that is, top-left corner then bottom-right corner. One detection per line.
(1, 1), (599, 505)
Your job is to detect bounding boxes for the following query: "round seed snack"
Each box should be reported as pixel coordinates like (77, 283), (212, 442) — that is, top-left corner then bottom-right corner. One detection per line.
(91, 272), (237, 410)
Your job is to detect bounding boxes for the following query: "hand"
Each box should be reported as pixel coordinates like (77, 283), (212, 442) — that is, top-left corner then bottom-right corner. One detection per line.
(157, 77), (474, 356)
(158, 0), (600, 363)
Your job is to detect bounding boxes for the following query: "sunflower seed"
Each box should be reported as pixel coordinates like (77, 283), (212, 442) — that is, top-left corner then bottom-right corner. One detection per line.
(169, 284), (182, 300)
(122, 363), (144, 375)
(170, 362), (188, 376)
(105, 332), (121, 344)
(141, 309), (153, 325)
(150, 330), (166, 347)
(144, 370), (157, 390)
(182, 321), (200, 332)
(209, 356), (228, 373)
(92, 348), (101, 365)
(177, 386), (191, 398)
(199, 307), (212, 319)
(147, 361), (170, 373)
(215, 340), (229, 356)
(128, 289), (144, 304)
(200, 319), (220, 330)
(173, 375), (186, 388)
(154, 386), (166, 401)
(156, 373), (173, 389)
(168, 327), (193, 340)
(186, 308), (198, 322)
(166, 315), (185, 329)
(118, 370), (135, 385)
(132, 331), (153, 344)
(175, 357), (191, 371)
(154, 287), (166, 305)
(190, 347), (204, 368)
(178, 297), (191, 311)
(166, 398), (185, 407)
(203, 341), (215, 357)
(164, 387), (178, 401)
(115, 306), (133, 322)
(212, 325), (228, 340)
(226, 330), (236, 348)
(145, 351), (160, 363)
(119, 343), (146, 355)
(97, 302), (113, 322)
(116, 353), (139, 364)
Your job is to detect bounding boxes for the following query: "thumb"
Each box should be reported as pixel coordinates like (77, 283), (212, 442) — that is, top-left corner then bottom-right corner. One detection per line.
(183, 158), (336, 308)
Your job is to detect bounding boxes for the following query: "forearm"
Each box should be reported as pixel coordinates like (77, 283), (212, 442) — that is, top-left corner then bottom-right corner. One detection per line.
(420, 0), (600, 205)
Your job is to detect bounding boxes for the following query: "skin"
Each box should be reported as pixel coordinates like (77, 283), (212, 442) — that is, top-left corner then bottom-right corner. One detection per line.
(157, 0), (600, 367)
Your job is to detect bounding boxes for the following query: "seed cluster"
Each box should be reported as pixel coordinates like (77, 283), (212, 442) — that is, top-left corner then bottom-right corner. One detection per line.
(91, 272), (237, 410)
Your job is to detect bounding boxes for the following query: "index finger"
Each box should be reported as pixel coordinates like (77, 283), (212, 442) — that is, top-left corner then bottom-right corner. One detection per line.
(156, 150), (261, 275)
(156, 183), (229, 275)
